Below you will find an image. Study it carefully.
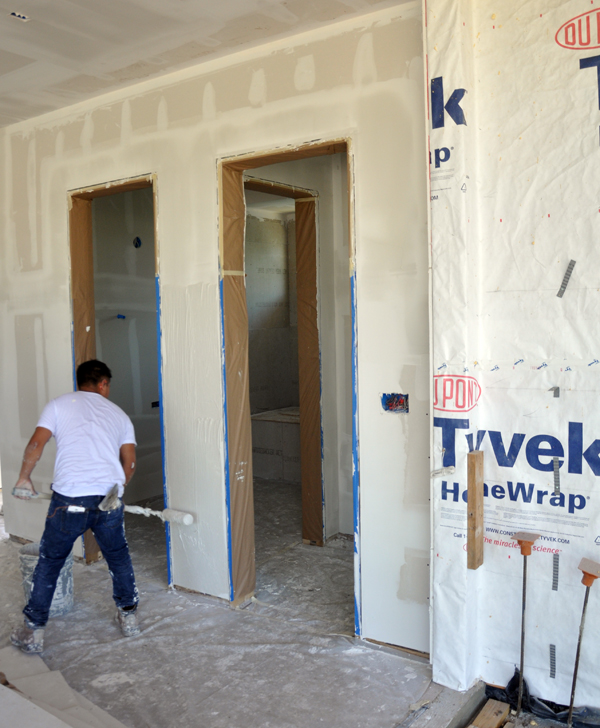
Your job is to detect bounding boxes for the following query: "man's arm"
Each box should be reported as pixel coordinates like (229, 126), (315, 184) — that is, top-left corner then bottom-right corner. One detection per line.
(13, 427), (53, 498)
(119, 444), (136, 485)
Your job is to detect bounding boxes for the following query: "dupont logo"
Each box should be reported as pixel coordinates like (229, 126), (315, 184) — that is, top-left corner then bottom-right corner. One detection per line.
(556, 10), (600, 50)
(433, 375), (481, 413)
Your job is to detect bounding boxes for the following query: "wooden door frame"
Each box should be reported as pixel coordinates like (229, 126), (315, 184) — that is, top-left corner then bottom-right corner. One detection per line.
(219, 140), (359, 613)
(68, 174), (164, 565)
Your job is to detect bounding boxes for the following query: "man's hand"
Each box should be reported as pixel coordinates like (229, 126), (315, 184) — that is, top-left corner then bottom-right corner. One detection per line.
(12, 477), (39, 500)
(13, 427), (52, 499)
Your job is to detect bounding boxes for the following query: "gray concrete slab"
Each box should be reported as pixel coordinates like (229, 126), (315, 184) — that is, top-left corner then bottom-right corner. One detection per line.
(0, 480), (441, 728)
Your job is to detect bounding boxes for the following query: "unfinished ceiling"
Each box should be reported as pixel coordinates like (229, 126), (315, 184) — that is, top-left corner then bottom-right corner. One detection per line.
(0, 0), (405, 127)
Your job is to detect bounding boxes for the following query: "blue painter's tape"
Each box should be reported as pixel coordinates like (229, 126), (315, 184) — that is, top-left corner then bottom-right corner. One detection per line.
(220, 277), (235, 602)
(155, 275), (172, 586)
(351, 272), (361, 637)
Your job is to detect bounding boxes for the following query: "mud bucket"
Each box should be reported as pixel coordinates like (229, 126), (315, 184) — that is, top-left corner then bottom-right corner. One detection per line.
(19, 543), (74, 617)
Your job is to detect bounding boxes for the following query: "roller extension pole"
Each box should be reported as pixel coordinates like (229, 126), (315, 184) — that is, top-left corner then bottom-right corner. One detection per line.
(567, 558), (600, 728)
(511, 532), (540, 717)
(124, 505), (194, 525)
(12, 488), (194, 525)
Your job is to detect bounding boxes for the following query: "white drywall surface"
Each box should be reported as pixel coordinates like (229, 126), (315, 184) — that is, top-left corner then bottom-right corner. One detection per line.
(427, 0), (600, 707)
(0, 4), (430, 650)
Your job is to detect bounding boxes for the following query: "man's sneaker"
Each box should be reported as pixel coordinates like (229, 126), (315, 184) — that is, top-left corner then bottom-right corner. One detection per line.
(115, 607), (140, 637)
(11, 620), (44, 654)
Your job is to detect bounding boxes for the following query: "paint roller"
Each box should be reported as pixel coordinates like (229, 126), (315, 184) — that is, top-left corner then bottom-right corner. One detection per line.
(123, 504), (193, 526)
(12, 484), (194, 525)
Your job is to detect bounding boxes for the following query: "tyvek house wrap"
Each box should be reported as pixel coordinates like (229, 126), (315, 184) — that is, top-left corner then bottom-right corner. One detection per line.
(426, 0), (600, 708)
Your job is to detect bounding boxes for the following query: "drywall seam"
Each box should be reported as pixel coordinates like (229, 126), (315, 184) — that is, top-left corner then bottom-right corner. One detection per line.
(2, 3), (421, 137)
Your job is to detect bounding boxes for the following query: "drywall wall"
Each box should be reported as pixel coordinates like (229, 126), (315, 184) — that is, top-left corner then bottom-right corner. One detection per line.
(427, 0), (600, 707)
(92, 188), (163, 505)
(245, 213), (299, 414)
(246, 154), (353, 540)
(0, 3), (430, 650)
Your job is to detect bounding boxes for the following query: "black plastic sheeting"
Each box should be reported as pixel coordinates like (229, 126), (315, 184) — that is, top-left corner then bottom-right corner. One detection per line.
(485, 669), (600, 726)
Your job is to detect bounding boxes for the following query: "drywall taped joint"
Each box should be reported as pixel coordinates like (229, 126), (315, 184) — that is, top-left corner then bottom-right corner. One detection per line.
(557, 259), (576, 298)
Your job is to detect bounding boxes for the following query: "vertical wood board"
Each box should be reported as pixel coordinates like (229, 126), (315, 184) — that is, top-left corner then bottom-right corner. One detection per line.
(221, 166), (256, 603)
(295, 198), (323, 545)
(467, 450), (484, 570)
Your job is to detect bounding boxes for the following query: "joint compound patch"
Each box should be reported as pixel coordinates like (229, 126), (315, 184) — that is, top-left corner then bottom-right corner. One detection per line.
(90, 673), (135, 691)
(398, 548), (429, 604)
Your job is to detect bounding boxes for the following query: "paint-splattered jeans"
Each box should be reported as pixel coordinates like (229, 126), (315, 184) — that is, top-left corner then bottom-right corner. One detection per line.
(24, 491), (138, 627)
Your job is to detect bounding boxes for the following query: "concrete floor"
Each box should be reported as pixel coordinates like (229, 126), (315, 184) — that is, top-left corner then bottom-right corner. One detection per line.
(0, 479), (436, 728)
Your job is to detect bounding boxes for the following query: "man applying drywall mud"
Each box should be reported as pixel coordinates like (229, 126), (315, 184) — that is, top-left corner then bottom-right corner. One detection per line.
(10, 359), (140, 654)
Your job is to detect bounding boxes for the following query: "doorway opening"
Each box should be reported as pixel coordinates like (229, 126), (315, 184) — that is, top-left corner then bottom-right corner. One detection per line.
(220, 141), (358, 632)
(69, 177), (169, 582)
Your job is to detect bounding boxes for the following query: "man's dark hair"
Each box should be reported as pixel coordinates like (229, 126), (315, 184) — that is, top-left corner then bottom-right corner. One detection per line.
(76, 360), (112, 388)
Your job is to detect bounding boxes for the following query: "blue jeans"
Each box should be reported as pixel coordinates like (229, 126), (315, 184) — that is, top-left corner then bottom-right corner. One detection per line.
(24, 492), (138, 627)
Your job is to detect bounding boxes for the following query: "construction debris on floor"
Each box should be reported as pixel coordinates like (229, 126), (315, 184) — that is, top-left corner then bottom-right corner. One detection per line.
(0, 646), (128, 728)
(1, 479), (455, 728)
(465, 698), (567, 728)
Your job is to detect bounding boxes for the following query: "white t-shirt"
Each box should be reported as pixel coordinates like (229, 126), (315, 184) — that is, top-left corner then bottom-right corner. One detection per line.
(37, 391), (136, 498)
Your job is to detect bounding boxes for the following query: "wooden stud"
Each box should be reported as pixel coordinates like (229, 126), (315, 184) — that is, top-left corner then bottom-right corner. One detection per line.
(467, 450), (484, 570)
(471, 699), (510, 728)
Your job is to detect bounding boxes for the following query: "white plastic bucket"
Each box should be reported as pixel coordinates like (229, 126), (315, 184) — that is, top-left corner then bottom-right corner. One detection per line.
(19, 543), (74, 617)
